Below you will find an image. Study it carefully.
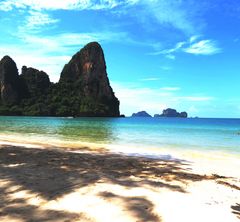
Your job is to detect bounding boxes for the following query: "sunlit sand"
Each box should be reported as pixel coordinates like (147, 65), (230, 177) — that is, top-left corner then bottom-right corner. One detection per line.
(0, 141), (239, 222)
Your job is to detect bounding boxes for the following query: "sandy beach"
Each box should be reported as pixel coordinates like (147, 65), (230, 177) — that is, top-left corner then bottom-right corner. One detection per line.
(0, 142), (240, 222)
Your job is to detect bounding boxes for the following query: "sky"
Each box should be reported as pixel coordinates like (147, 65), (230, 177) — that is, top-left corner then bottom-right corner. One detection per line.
(0, 0), (240, 118)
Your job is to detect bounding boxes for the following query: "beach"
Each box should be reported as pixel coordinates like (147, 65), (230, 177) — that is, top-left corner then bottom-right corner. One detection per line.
(1, 1), (240, 221)
(0, 141), (239, 222)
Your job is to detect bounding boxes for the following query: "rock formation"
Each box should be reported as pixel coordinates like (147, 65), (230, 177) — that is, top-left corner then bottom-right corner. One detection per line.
(0, 42), (120, 117)
(132, 111), (152, 117)
(179, 111), (188, 118)
(0, 56), (20, 104)
(21, 66), (50, 95)
(59, 42), (119, 117)
(154, 108), (188, 118)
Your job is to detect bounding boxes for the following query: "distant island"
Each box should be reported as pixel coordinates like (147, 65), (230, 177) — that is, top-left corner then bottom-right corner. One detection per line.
(132, 111), (152, 117)
(154, 108), (188, 118)
(0, 42), (120, 117)
(132, 108), (188, 118)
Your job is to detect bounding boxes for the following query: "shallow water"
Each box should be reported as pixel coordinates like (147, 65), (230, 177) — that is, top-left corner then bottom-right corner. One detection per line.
(0, 116), (240, 155)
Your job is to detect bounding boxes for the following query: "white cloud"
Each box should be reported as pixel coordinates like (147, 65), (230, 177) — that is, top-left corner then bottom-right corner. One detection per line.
(112, 82), (214, 116)
(189, 35), (200, 43)
(0, 0), (127, 11)
(112, 82), (168, 115)
(125, 0), (202, 34)
(149, 41), (185, 56)
(24, 11), (59, 31)
(0, 0), (205, 35)
(150, 36), (222, 58)
(183, 40), (222, 55)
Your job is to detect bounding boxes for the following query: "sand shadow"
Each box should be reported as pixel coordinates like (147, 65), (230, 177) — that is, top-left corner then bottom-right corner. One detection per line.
(0, 184), (92, 222)
(0, 145), (225, 221)
(231, 203), (240, 219)
(99, 191), (161, 222)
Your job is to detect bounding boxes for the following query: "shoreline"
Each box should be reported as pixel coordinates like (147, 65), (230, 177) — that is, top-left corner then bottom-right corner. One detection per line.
(1, 136), (240, 178)
(0, 140), (240, 221)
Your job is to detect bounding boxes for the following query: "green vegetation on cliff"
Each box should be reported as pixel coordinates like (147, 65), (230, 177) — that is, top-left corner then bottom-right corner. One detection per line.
(0, 42), (120, 117)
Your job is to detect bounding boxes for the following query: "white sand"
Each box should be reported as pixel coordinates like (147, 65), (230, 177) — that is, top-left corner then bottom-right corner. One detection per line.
(0, 141), (239, 222)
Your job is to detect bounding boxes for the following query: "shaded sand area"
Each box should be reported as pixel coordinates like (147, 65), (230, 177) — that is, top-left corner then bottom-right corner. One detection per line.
(0, 143), (240, 222)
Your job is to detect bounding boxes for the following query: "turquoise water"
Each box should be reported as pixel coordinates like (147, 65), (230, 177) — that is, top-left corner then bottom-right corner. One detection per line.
(0, 116), (240, 154)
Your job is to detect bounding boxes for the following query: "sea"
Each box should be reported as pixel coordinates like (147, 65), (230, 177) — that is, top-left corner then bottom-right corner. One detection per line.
(0, 116), (240, 156)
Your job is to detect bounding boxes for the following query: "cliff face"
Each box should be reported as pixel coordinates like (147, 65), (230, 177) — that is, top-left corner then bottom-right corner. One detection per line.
(0, 42), (120, 117)
(21, 66), (50, 96)
(60, 42), (119, 117)
(60, 42), (116, 99)
(0, 56), (20, 104)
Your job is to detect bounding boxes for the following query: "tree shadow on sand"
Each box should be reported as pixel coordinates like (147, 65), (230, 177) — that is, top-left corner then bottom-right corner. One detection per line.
(99, 191), (161, 222)
(0, 145), (228, 221)
(231, 203), (240, 219)
(0, 183), (91, 222)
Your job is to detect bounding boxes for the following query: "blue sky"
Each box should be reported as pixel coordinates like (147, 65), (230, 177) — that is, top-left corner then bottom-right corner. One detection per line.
(0, 0), (240, 117)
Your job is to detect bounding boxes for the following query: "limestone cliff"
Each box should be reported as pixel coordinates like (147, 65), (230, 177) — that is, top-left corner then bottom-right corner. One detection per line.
(0, 42), (120, 117)
(0, 56), (20, 104)
(59, 42), (119, 117)
(20, 66), (50, 96)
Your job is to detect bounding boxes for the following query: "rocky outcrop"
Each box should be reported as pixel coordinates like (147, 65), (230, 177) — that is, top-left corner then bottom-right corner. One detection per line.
(179, 111), (188, 118)
(20, 66), (50, 96)
(132, 111), (152, 117)
(0, 56), (20, 104)
(60, 42), (115, 99)
(154, 108), (188, 118)
(59, 42), (119, 117)
(0, 42), (120, 117)
(162, 108), (179, 117)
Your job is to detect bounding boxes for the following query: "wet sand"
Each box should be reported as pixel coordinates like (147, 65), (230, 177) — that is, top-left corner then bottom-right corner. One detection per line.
(0, 142), (240, 222)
